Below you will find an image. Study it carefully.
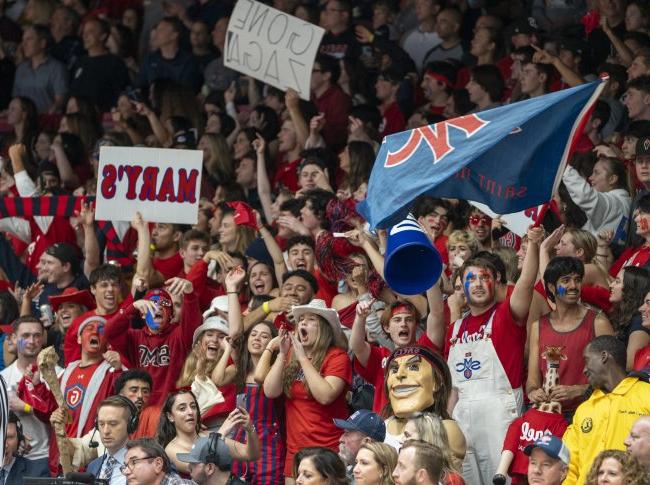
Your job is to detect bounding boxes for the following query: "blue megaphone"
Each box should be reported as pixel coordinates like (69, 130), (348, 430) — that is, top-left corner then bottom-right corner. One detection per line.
(384, 215), (443, 295)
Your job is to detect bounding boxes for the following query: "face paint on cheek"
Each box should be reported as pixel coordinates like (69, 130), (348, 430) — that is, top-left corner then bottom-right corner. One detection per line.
(464, 272), (473, 296)
(17, 338), (26, 352)
(145, 308), (160, 331)
(557, 285), (567, 297)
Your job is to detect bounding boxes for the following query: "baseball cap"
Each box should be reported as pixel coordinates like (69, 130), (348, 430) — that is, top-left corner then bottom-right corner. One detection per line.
(524, 435), (570, 465)
(177, 435), (232, 469)
(202, 295), (229, 319)
(559, 38), (587, 57)
(509, 17), (539, 35)
(192, 315), (229, 345)
(333, 409), (386, 442)
(636, 136), (650, 157)
(45, 243), (81, 274)
(172, 129), (196, 148)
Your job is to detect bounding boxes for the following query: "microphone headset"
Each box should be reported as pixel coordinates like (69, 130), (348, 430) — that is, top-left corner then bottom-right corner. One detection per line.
(89, 395), (139, 449)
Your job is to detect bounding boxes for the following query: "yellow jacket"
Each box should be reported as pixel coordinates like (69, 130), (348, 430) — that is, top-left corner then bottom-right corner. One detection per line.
(562, 377), (650, 484)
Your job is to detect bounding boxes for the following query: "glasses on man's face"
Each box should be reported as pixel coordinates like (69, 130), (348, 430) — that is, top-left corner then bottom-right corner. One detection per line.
(119, 456), (154, 473)
(469, 215), (491, 226)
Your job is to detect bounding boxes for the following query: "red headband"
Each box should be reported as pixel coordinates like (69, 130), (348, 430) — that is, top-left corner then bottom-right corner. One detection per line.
(425, 71), (452, 88)
(391, 304), (413, 317)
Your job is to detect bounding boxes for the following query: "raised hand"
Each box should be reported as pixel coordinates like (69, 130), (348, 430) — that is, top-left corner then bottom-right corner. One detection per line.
(225, 266), (246, 293)
(165, 277), (193, 295)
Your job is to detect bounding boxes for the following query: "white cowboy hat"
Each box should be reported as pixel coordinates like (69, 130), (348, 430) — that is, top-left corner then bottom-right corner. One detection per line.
(192, 315), (229, 345)
(292, 299), (346, 342)
(202, 295), (229, 319)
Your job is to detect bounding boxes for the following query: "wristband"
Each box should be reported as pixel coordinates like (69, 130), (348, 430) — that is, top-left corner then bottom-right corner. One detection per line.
(262, 301), (271, 315)
(24, 403), (32, 414)
(227, 291), (238, 294)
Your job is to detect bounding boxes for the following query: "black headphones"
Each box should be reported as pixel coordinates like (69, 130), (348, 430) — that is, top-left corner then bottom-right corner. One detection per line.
(90, 395), (140, 448)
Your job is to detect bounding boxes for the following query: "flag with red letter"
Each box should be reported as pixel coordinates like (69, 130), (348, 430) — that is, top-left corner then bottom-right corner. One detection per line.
(357, 79), (607, 229)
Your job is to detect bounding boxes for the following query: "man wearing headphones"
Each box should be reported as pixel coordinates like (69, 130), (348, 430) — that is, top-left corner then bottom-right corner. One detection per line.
(177, 434), (246, 485)
(86, 395), (140, 484)
(0, 412), (49, 484)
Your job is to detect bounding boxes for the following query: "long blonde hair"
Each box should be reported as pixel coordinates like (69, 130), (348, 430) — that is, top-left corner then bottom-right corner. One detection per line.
(202, 133), (234, 183)
(358, 442), (397, 485)
(407, 413), (457, 472)
(565, 227), (610, 283)
(281, 316), (347, 397)
(176, 332), (225, 387)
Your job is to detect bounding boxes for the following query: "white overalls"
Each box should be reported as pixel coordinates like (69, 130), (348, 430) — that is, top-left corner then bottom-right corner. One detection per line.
(448, 309), (524, 485)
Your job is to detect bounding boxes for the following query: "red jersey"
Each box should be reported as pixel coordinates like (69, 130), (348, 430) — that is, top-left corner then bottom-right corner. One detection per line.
(502, 408), (568, 479)
(105, 291), (202, 405)
(444, 297), (527, 389)
(538, 310), (596, 411)
(272, 157), (300, 193)
(153, 252), (184, 280)
(313, 85), (351, 150)
(379, 102), (406, 139)
(284, 347), (351, 476)
(354, 333), (439, 414)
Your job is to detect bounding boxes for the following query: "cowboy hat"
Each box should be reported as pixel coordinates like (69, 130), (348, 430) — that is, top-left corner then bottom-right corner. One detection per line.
(292, 299), (346, 344)
(49, 288), (96, 312)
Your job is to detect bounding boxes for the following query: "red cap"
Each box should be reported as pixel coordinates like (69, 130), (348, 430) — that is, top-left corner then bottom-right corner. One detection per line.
(49, 288), (96, 312)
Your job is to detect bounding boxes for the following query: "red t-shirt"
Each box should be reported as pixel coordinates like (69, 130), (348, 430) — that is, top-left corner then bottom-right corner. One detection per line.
(284, 347), (352, 476)
(272, 157), (300, 193)
(315, 269), (338, 307)
(444, 297), (527, 389)
(354, 333), (439, 414)
(502, 408), (568, 478)
(609, 245), (650, 277)
(634, 345), (650, 372)
(379, 101), (406, 139)
(153, 252), (184, 280)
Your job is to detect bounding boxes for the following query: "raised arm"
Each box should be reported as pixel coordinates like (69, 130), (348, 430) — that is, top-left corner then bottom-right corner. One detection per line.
(510, 226), (543, 324)
(210, 338), (236, 386)
(255, 210), (287, 282)
(131, 212), (156, 284)
(253, 135), (274, 224)
(52, 137), (80, 189)
(219, 408), (261, 461)
(285, 89), (308, 148)
(224, 267), (246, 339)
(349, 299), (374, 367)
(253, 336), (280, 384)
(425, 277), (446, 350)
(538, 225), (565, 280)
(263, 330), (290, 399)
(79, 201), (100, 277)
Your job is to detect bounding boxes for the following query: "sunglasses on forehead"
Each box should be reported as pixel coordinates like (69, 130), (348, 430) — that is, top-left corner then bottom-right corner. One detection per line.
(469, 215), (491, 225)
(148, 295), (172, 307)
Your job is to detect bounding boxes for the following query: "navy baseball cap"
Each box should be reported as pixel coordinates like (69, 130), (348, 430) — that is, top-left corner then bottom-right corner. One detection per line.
(524, 435), (570, 465)
(333, 410), (386, 442)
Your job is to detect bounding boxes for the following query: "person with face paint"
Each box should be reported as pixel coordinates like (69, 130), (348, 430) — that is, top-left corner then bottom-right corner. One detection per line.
(440, 226), (544, 485)
(600, 194), (650, 278)
(21, 314), (124, 474)
(105, 277), (202, 406)
(527, 257), (614, 414)
(63, 264), (129, 366)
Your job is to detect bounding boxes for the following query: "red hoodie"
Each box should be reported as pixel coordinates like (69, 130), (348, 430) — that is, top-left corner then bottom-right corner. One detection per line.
(105, 291), (202, 405)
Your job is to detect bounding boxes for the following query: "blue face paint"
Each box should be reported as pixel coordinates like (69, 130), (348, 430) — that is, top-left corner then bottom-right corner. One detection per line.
(17, 338), (26, 353)
(145, 295), (161, 331)
(557, 286), (567, 297)
(464, 272), (473, 296)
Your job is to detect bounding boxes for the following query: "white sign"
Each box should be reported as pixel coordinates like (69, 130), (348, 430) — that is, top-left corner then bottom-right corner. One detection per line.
(224, 0), (325, 100)
(96, 146), (202, 224)
(470, 200), (546, 237)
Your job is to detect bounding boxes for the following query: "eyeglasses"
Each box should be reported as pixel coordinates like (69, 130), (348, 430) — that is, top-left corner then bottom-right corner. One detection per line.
(119, 456), (154, 473)
(469, 215), (491, 226)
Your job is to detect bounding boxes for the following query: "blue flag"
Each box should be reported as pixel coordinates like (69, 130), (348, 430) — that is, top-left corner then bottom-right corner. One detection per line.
(357, 79), (607, 229)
